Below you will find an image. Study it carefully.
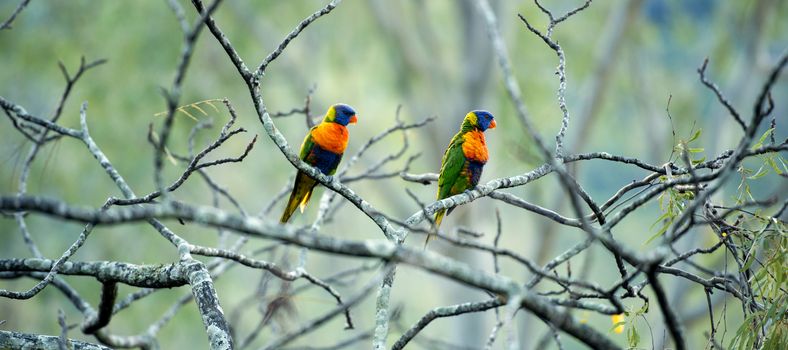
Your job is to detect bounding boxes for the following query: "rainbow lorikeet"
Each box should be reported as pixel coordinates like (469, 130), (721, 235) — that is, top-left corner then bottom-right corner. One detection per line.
(280, 104), (358, 223)
(427, 110), (496, 245)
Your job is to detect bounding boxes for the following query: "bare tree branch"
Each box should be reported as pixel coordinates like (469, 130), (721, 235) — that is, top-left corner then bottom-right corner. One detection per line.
(698, 57), (747, 131)
(0, 330), (112, 350)
(0, 0), (31, 30)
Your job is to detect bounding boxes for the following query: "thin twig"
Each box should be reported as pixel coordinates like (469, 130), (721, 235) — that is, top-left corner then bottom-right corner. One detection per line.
(698, 58), (746, 131)
(0, 0), (31, 30)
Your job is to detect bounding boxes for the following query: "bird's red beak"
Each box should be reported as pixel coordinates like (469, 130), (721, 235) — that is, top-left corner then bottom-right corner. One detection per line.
(489, 119), (496, 129)
(349, 115), (358, 124)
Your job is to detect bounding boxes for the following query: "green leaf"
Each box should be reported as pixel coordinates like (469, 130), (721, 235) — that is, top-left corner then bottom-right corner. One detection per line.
(645, 222), (670, 245)
(766, 157), (783, 175)
(751, 127), (774, 150)
(744, 183), (754, 201)
(636, 301), (649, 315)
(742, 255), (755, 271)
(651, 212), (672, 229)
(777, 155), (787, 173)
(687, 147), (704, 153)
(609, 321), (626, 333)
(688, 128), (702, 142)
(748, 165), (768, 179)
(764, 296), (781, 321)
(627, 323), (640, 348)
(764, 325), (784, 350)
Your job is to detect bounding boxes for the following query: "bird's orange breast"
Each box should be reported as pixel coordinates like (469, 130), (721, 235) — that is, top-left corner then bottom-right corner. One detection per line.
(462, 130), (488, 163)
(311, 122), (349, 154)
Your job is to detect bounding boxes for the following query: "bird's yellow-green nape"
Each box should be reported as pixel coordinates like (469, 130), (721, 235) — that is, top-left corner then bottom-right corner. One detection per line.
(465, 111), (478, 126)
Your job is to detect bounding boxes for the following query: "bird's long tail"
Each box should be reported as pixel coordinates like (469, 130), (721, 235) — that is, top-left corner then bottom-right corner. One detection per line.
(280, 171), (316, 223)
(423, 208), (446, 249)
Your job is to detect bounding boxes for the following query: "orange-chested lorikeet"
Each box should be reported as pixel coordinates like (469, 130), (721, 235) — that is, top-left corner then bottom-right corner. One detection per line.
(427, 110), (496, 245)
(280, 104), (358, 223)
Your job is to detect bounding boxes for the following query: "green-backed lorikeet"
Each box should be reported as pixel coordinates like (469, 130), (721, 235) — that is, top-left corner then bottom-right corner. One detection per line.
(280, 104), (358, 223)
(427, 110), (496, 245)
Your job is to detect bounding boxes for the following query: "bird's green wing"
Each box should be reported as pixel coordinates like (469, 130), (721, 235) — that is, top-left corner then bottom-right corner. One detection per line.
(280, 128), (319, 223)
(437, 134), (466, 201)
(428, 133), (466, 244)
(299, 127), (317, 160)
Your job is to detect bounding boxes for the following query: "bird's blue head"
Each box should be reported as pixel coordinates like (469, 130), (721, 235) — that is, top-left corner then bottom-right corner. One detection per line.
(468, 110), (496, 131)
(327, 104), (358, 126)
